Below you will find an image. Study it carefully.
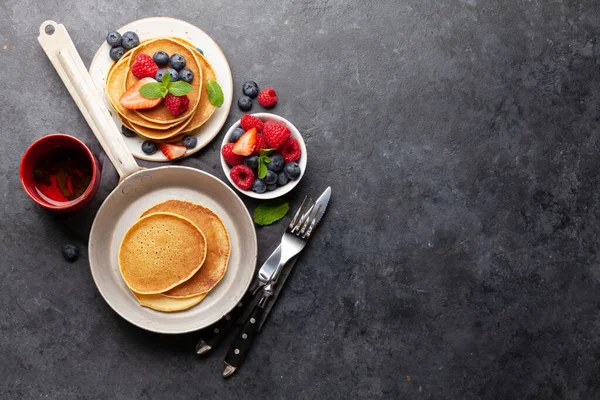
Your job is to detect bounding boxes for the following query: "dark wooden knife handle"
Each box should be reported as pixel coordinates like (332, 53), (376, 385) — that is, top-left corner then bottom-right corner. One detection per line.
(223, 305), (264, 371)
(196, 290), (255, 354)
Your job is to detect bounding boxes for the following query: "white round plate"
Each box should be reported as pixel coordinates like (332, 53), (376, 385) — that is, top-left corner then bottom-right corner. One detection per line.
(221, 113), (307, 199)
(89, 17), (233, 162)
(88, 167), (257, 334)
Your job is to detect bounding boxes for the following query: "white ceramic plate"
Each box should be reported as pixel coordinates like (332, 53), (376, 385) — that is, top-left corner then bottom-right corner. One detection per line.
(221, 113), (307, 199)
(89, 17), (233, 162)
(88, 167), (257, 334)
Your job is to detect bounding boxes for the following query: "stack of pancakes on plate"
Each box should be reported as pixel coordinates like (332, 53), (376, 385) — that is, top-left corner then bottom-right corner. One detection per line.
(119, 200), (231, 312)
(105, 37), (217, 142)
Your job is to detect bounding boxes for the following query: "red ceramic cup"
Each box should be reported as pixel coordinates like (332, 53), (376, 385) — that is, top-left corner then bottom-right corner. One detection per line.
(20, 134), (101, 213)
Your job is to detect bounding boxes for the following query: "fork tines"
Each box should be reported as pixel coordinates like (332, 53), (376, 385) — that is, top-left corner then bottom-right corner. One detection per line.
(289, 197), (321, 239)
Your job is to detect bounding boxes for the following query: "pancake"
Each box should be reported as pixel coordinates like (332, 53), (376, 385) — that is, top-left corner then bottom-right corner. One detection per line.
(119, 212), (207, 294)
(169, 39), (217, 132)
(127, 112), (194, 141)
(132, 291), (207, 312)
(127, 38), (202, 124)
(140, 200), (230, 298)
(105, 54), (186, 130)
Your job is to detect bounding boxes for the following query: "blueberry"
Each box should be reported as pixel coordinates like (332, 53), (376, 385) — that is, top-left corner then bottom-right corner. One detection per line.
(237, 95), (252, 111)
(244, 155), (259, 169)
(252, 179), (267, 194)
(179, 68), (194, 83)
(121, 31), (139, 50)
(121, 125), (135, 137)
(153, 51), (169, 67)
(155, 68), (178, 82)
(106, 31), (122, 47)
(141, 140), (157, 155)
(169, 54), (186, 71)
(267, 183), (277, 191)
(182, 135), (197, 149)
(277, 172), (289, 186)
(263, 170), (278, 185)
(267, 153), (284, 172)
(243, 81), (259, 98)
(109, 46), (124, 61)
(284, 162), (301, 180)
(230, 127), (245, 142)
(195, 47), (204, 55)
(61, 244), (79, 262)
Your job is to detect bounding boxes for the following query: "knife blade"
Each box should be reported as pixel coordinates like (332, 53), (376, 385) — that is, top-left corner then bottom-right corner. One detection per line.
(195, 245), (282, 355)
(222, 187), (331, 377)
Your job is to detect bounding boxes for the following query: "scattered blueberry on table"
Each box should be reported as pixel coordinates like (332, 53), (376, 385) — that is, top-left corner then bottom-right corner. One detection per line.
(237, 95), (253, 111)
(243, 80), (259, 98)
(61, 244), (79, 262)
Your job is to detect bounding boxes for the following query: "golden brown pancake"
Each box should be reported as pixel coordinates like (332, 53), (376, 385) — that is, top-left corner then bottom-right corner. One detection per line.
(119, 212), (207, 294)
(105, 54), (186, 131)
(140, 200), (230, 298)
(169, 39), (217, 132)
(127, 39), (202, 124)
(132, 291), (207, 312)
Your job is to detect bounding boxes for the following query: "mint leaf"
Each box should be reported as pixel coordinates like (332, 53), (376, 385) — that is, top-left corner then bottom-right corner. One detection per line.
(139, 82), (165, 99)
(206, 80), (224, 107)
(254, 201), (290, 226)
(258, 157), (268, 179)
(168, 81), (193, 96)
(259, 148), (274, 157)
(162, 70), (171, 86)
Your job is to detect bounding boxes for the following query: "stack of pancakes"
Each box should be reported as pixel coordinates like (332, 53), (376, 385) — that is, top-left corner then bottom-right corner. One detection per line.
(119, 200), (231, 312)
(105, 37), (217, 142)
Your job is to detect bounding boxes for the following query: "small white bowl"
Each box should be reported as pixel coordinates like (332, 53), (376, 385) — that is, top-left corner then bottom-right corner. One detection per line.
(220, 113), (307, 199)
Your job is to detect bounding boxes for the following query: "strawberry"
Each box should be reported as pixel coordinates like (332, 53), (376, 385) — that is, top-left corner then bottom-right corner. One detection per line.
(262, 120), (291, 149)
(130, 54), (159, 79)
(257, 88), (277, 108)
(232, 128), (258, 156)
(119, 78), (163, 110)
(279, 137), (301, 163)
(240, 114), (264, 132)
(158, 143), (186, 160)
(252, 134), (270, 155)
(164, 94), (190, 116)
(230, 165), (254, 190)
(221, 143), (245, 166)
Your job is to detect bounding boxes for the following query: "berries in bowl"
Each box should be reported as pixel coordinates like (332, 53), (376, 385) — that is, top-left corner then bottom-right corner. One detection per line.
(220, 113), (307, 199)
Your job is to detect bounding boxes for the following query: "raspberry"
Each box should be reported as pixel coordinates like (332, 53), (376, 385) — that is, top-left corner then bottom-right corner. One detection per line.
(221, 143), (245, 166)
(130, 54), (159, 79)
(257, 88), (277, 107)
(252, 134), (270, 155)
(262, 120), (291, 149)
(230, 165), (254, 190)
(164, 94), (190, 116)
(279, 137), (301, 163)
(240, 114), (264, 132)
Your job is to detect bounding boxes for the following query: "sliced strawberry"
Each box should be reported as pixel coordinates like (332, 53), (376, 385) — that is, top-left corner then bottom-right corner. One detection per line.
(119, 78), (162, 110)
(232, 128), (258, 156)
(159, 143), (186, 160)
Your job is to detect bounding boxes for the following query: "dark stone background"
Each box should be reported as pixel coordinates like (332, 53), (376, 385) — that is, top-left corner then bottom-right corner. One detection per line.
(2, 0), (600, 398)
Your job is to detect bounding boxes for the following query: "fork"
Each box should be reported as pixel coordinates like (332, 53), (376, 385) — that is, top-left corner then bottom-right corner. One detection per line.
(222, 197), (322, 377)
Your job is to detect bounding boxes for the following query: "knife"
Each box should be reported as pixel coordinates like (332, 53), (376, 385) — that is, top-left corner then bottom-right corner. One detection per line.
(195, 245), (282, 355)
(222, 187), (331, 377)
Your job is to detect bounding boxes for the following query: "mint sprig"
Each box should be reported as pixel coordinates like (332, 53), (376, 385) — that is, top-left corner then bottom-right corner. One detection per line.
(257, 148), (275, 179)
(138, 71), (193, 99)
(206, 80), (224, 107)
(254, 201), (290, 226)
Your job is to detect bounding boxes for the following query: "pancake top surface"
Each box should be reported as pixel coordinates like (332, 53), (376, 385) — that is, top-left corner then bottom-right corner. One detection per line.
(119, 212), (207, 294)
(140, 200), (230, 297)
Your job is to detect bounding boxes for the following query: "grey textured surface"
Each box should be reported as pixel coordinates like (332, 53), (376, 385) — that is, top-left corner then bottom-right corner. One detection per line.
(2, 0), (600, 398)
